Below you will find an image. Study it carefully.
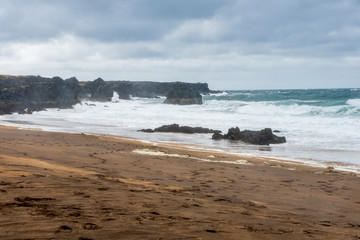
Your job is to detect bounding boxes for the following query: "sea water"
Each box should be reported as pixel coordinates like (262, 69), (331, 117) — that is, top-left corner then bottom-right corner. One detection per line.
(1, 88), (359, 172)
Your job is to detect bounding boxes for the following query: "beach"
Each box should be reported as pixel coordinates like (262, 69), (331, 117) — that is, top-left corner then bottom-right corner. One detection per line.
(2, 88), (359, 170)
(0, 125), (359, 240)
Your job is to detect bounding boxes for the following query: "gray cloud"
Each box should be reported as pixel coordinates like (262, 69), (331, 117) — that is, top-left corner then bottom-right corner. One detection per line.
(0, 0), (359, 89)
(165, 0), (360, 57)
(0, 0), (228, 41)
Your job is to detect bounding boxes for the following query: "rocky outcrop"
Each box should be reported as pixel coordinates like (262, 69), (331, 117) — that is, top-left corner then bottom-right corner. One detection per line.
(140, 124), (286, 145)
(79, 78), (114, 101)
(211, 132), (224, 140)
(0, 75), (80, 114)
(164, 83), (203, 105)
(0, 74), (216, 114)
(78, 81), (212, 100)
(212, 127), (286, 145)
(108, 81), (211, 98)
(139, 124), (220, 134)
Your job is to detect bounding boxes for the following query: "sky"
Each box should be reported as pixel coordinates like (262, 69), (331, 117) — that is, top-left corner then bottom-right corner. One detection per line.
(0, 0), (360, 90)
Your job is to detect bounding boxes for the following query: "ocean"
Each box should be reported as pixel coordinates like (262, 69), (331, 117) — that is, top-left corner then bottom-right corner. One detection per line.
(1, 88), (359, 173)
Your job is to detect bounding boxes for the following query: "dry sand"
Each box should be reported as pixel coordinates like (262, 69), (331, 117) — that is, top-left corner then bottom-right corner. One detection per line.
(0, 125), (359, 240)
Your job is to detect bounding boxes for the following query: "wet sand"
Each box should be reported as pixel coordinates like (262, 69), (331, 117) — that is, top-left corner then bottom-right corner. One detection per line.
(0, 125), (359, 240)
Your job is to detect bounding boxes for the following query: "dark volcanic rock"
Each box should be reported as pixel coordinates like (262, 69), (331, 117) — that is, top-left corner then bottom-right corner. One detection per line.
(142, 124), (286, 145)
(141, 124), (220, 134)
(79, 81), (212, 99)
(0, 75), (80, 114)
(211, 132), (224, 140)
(139, 128), (154, 133)
(109, 81), (211, 98)
(80, 78), (114, 101)
(164, 83), (203, 105)
(0, 74), (217, 115)
(218, 127), (286, 145)
(223, 127), (241, 140)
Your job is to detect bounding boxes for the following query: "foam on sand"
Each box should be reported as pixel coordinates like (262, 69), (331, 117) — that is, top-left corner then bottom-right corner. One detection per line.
(132, 148), (253, 165)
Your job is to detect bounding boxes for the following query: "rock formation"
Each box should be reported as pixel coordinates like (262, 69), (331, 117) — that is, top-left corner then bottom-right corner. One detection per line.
(139, 123), (220, 134)
(164, 83), (203, 105)
(0, 75), (216, 114)
(108, 81), (211, 99)
(79, 78), (114, 101)
(140, 124), (286, 145)
(212, 127), (286, 145)
(0, 75), (80, 114)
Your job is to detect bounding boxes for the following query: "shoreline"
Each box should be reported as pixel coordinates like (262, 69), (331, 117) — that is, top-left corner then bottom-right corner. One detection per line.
(1, 120), (360, 175)
(0, 125), (360, 239)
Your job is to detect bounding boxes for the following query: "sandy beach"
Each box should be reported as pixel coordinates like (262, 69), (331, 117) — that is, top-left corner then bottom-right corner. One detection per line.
(0, 125), (359, 240)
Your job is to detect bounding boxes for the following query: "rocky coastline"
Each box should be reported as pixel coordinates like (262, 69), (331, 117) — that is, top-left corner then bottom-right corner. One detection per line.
(1, 75), (287, 146)
(0, 75), (215, 114)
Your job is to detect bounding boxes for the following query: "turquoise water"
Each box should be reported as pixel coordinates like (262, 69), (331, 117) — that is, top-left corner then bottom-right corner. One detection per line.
(205, 88), (360, 117)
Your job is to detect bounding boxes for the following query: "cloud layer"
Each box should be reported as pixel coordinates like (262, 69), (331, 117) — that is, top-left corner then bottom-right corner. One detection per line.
(0, 0), (359, 89)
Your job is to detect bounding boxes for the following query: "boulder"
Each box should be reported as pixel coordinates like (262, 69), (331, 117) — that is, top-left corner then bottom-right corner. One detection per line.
(223, 127), (241, 140)
(164, 82), (202, 105)
(211, 132), (224, 140)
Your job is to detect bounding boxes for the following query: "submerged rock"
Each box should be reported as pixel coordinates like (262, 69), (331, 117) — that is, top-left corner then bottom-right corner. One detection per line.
(164, 82), (203, 105)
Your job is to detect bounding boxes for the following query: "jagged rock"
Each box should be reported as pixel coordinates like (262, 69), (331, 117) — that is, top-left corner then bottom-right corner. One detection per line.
(79, 81), (212, 99)
(217, 127), (286, 145)
(109, 81), (211, 98)
(223, 127), (241, 140)
(0, 74), (217, 115)
(211, 132), (224, 140)
(81, 78), (113, 101)
(140, 123), (220, 134)
(164, 83), (203, 105)
(0, 75), (80, 114)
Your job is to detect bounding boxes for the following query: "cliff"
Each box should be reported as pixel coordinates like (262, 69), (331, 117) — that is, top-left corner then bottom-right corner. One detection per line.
(164, 82), (203, 105)
(79, 78), (113, 101)
(0, 75), (80, 114)
(0, 75), (214, 114)
(84, 81), (211, 99)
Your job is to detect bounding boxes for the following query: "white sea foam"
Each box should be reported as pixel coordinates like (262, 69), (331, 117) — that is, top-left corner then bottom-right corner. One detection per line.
(346, 99), (360, 107)
(0, 92), (359, 170)
(132, 149), (253, 166)
(206, 91), (229, 96)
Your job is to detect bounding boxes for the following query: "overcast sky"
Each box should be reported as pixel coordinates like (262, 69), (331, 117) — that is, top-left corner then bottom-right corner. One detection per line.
(0, 0), (359, 89)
